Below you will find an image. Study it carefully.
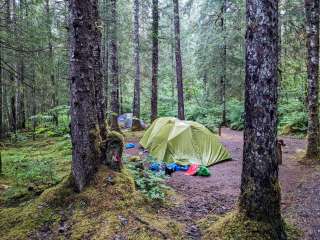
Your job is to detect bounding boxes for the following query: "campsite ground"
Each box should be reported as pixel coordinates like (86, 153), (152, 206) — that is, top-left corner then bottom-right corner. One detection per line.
(125, 128), (320, 240)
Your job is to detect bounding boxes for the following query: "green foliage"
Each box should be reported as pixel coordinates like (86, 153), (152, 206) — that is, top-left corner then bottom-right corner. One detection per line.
(1, 137), (72, 205)
(186, 104), (222, 131)
(227, 99), (244, 130)
(125, 156), (169, 202)
(278, 99), (308, 135)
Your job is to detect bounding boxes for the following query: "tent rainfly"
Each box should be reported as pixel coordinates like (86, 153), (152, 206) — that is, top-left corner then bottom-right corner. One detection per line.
(140, 117), (231, 166)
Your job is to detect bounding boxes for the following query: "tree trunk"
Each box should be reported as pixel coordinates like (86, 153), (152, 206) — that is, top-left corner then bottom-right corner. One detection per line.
(151, 0), (159, 122)
(132, 0), (142, 130)
(93, 0), (107, 164)
(69, 0), (102, 192)
(239, 0), (287, 239)
(31, 68), (36, 141)
(172, 0), (185, 120)
(220, 0), (227, 126)
(45, 0), (58, 126)
(0, 17), (2, 139)
(305, 0), (319, 160)
(110, 0), (120, 131)
(16, 59), (25, 129)
(10, 96), (16, 134)
(102, 0), (110, 114)
(13, 0), (25, 130)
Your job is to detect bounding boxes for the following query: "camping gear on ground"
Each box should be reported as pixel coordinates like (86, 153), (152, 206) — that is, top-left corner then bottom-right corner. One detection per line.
(185, 164), (199, 176)
(165, 163), (189, 176)
(118, 113), (147, 129)
(126, 143), (136, 149)
(196, 166), (211, 177)
(166, 163), (189, 172)
(149, 163), (161, 172)
(140, 117), (231, 166)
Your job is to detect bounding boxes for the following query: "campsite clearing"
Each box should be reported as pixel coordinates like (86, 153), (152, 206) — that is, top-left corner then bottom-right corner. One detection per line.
(125, 128), (320, 240)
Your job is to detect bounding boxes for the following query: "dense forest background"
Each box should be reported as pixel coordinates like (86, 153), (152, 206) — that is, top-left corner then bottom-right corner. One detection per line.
(0, 0), (307, 137)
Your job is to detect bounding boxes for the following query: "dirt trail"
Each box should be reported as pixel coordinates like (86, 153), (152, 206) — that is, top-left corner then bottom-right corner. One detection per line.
(125, 128), (320, 240)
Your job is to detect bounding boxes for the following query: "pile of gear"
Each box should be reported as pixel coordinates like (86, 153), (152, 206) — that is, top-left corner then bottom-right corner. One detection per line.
(149, 162), (211, 177)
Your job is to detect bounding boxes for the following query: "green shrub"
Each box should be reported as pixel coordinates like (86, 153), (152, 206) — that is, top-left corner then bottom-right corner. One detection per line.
(227, 99), (244, 130)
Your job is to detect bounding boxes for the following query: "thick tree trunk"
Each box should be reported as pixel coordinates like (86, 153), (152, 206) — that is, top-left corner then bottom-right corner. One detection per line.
(239, 0), (287, 239)
(102, 0), (110, 114)
(110, 0), (120, 131)
(305, 0), (319, 160)
(172, 0), (185, 120)
(151, 0), (159, 122)
(69, 0), (102, 192)
(132, 0), (142, 130)
(0, 16), (2, 139)
(220, 0), (227, 125)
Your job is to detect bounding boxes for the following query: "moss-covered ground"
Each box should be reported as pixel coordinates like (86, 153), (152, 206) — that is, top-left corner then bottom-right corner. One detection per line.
(0, 133), (185, 239)
(198, 212), (303, 240)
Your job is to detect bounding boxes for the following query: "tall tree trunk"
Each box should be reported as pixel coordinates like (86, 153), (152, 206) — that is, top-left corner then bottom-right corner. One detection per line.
(45, 0), (58, 126)
(10, 95), (16, 134)
(305, 0), (319, 160)
(93, 0), (107, 164)
(16, 59), (25, 129)
(102, 0), (110, 114)
(132, 0), (142, 130)
(69, 0), (102, 192)
(31, 67), (36, 141)
(172, 0), (185, 120)
(239, 0), (287, 238)
(171, 18), (175, 111)
(110, 0), (120, 131)
(220, 0), (227, 125)
(151, 0), (159, 122)
(0, 30), (2, 139)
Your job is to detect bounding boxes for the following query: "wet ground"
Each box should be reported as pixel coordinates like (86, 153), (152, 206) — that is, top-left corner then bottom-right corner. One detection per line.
(125, 128), (320, 240)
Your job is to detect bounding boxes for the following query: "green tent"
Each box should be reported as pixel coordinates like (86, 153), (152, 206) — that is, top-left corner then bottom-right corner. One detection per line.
(140, 117), (231, 166)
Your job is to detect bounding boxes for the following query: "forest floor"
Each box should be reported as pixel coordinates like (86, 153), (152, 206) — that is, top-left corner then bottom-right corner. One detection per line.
(125, 128), (320, 240)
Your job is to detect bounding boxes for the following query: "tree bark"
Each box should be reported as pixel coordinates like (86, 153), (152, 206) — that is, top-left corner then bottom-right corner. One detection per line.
(305, 0), (320, 160)
(172, 0), (185, 120)
(102, 0), (110, 114)
(132, 0), (142, 130)
(110, 0), (120, 131)
(0, 12), (2, 139)
(69, 0), (102, 192)
(239, 0), (287, 239)
(151, 0), (159, 122)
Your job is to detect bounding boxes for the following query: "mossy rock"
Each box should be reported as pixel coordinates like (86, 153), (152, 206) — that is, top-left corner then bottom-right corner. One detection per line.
(106, 131), (125, 170)
(128, 155), (141, 162)
(200, 212), (302, 240)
